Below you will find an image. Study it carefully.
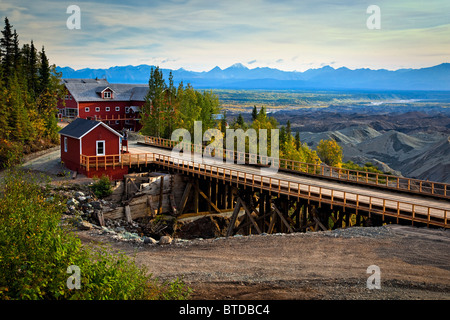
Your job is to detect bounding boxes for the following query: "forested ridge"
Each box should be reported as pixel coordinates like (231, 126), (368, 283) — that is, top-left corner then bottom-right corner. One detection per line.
(0, 17), (64, 168)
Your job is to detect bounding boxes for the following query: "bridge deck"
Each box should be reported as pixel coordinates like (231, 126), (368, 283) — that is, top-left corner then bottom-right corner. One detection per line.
(81, 142), (449, 228)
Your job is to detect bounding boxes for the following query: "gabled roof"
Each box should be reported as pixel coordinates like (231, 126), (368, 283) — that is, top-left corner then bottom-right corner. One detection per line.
(62, 78), (149, 102)
(95, 86), (116, 94)
(62, 78), (109, 84)
(58, 118), (123, 139)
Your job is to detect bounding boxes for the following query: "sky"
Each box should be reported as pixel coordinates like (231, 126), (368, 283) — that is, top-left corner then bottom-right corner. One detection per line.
(0, 0), (449, 72)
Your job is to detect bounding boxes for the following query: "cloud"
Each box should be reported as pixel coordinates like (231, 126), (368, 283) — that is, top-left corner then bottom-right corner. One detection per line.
(0, 0), (448, 71)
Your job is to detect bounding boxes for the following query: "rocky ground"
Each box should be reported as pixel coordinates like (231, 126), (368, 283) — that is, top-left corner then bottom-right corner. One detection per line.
(72, 202), (450, 300)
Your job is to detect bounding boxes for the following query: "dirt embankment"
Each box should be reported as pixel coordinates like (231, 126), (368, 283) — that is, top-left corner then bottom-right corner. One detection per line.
(77, 224), (450, 300)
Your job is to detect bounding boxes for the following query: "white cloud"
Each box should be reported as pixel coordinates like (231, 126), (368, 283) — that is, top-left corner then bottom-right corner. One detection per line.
(0, 0), (448, 71)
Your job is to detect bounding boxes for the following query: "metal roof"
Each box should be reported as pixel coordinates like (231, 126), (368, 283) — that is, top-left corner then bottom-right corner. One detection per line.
(58, 118), (122, 139)
(63, 79), (149, 102)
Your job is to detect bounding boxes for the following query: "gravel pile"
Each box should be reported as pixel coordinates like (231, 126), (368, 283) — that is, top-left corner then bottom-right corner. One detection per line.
(320, 225), (394, 238)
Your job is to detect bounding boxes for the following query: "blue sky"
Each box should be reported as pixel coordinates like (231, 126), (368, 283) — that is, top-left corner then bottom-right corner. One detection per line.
(1, 0), (449, 71)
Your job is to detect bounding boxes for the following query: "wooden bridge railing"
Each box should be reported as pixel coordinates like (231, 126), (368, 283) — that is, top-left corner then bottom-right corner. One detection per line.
(80, 152), (449, 229)
(142, 136), (450, 198)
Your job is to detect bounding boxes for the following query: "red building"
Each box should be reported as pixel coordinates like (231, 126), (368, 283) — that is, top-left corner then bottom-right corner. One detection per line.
(58, 118), (128, 179)
(57, 78), (148, 132)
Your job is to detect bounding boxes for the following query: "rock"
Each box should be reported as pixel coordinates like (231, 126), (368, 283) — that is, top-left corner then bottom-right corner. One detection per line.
(67, 198), (79, 207)
(115, 226), (126, 233)
(74, 191), (85, 198)
(82, 203), (93, 209)
(67, 205), (77, 214)
(143, 236), (158, 244)
(101, 226), (116, 235)
(77, 196), (87, 202)
(119, 232), (142, 242)
(159, 235), (173, 245)
(90, 201), (102, 210)
(75, 220), (93, 230)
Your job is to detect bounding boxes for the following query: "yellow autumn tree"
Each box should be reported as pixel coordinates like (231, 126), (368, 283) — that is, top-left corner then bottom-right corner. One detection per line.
(317, 139), (343, 167)
(282, 138), (321, 165)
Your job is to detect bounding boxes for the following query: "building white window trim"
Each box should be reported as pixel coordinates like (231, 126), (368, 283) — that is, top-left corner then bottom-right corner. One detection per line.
(105, 107), (110, 112)
(125, 107), (130, 114)
(115, 106), (120, 111)
(95, 107), (100, 112)
(96, 140), (105, 156)
(103, 91), (111, 99)
(64, 137), (68, 152)
(85, 107), (90, 112)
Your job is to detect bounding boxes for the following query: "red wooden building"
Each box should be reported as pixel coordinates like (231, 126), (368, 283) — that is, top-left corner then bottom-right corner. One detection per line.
(57, 78), (148, 132)
(58, 118), (128, 179)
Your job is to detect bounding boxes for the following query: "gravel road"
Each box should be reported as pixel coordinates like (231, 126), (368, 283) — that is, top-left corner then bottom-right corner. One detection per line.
(77, 224), (450, 300)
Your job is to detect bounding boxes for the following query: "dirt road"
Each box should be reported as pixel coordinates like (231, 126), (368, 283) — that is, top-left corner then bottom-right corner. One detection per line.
(78, 224), (450, 300)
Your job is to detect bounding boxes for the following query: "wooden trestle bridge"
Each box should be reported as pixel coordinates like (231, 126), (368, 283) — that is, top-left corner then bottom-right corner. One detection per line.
(80, 136), (450, 236)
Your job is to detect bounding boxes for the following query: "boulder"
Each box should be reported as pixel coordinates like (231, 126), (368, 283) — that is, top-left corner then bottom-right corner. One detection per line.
(67, 198), (79, 207)
(75, 220), (93, 230)
(77, 196), (87, 202)
(74, 191), (85, 198)
(159, 235), (173, 245)
(143, 236), (158, 244)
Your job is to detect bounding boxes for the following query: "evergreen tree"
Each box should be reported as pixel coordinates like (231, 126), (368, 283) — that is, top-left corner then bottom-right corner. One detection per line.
(140, 68), (221, 139)
(295, 131), (301, 150)
(0, 78), (10, 139)
(0, 17), (63, 166)
(0, 17), (13, 83)
(286, 120), (292, 143)
(236, 113), (245, 128)
(141, 66), (166, 137)
(279, 126), (286, 153)
(38, 46), (50, 96)
(251, 105), (258, 121)
(12, 29), (20, 71)
(27, 40), (38, 99)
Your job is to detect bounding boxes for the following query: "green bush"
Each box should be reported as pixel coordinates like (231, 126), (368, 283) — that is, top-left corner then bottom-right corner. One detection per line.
(0, 169), (191, 300)
(89, 175), (113, 198)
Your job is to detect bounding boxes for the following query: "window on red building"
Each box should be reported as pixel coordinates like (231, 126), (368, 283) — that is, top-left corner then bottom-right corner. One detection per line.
(96, 141), (105, 156)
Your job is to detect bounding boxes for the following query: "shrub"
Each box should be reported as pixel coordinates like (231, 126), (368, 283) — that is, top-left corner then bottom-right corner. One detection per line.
(0, 169), (191, 300)
(89, 175), (113, 198)
(0, 139), (23, 168)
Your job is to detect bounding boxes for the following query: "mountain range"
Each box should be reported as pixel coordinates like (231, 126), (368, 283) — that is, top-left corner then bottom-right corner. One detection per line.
(56, 63), (450, 91)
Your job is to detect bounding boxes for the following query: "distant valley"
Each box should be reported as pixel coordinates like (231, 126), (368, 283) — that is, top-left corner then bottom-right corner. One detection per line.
(268, 106), (450, 183)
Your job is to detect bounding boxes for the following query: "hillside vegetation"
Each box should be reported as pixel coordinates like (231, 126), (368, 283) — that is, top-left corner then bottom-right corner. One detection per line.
(0, 17), (64, 168)
(0, 169), (191, 300)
